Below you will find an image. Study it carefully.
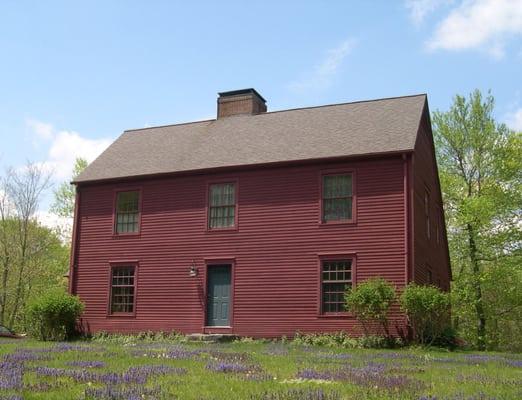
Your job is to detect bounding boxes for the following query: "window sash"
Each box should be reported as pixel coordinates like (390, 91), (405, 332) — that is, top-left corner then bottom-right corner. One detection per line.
(209, 183), (236, 228)
(115, 191), (139, 233)
(424, 191), (430, 239)
(321, 260), (352, 313)
(322, 174), (353, 222)
(110, 267), (135, 314)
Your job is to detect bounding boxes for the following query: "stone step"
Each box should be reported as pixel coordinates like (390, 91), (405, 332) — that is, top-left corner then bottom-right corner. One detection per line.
(186, 333), (239, 343)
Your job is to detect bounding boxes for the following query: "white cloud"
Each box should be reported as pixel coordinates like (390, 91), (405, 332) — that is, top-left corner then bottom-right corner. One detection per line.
(289, 38), (356, 93)
(36, 210), (72, 239)
(405, 0), (451, 25)
(26, 119), (54, 140)
(426, 0), (522, 58)
(27, 120), (113, 180)
(505, 108), (522, 130)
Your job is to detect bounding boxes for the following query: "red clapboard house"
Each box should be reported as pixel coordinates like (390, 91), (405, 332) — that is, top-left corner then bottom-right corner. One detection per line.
(69, 89), (451, 337)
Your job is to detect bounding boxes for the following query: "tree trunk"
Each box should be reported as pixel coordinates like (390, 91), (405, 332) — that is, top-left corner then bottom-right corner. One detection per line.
(467, 223), (486, 350)
(8, 219), (28, 328)
(0, 258), (8, 325)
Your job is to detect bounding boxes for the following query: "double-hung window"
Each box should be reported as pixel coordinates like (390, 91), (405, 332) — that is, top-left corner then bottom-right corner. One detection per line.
(424, 190), (430, 239)
(322, 174), (353, 222)
(321, 260), (353, 313)
(115, 191), (140, 234)
(208, 183), (236, 229)
(110, 266), (136, 314)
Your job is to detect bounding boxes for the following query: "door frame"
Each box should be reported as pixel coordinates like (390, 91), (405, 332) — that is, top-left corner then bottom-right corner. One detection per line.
(203, 258), (235, 333)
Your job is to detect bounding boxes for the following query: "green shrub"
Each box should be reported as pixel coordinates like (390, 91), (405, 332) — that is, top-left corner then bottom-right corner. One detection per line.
(345, 277), (396, 336)
(292, 331), (402, 349)
(293, 331), (354, 347)
(26, 290), (84, 341)
(400, 283), (451, 346)
(91, 330), (185, 344)
(356, 334), (403, 349)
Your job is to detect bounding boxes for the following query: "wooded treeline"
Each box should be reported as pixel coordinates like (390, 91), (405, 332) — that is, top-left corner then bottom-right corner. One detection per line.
(0, 91), (520, 350)
(434, 90), (521, 351)
(0, 164), (68, 329)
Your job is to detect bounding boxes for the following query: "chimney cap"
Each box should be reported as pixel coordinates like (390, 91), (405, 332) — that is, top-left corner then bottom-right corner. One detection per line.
(218, 88), (266, 103)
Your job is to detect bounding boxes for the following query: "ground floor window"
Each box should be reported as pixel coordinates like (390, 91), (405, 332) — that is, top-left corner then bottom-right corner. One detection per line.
(321, 259), (353, 313)
(110, 266), (136, 314)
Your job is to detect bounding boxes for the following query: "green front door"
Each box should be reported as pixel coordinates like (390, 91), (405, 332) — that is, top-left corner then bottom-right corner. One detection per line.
(206, 265), (231, 326)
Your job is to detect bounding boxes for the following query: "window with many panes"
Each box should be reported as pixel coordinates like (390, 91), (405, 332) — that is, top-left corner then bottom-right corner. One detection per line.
(209, 183), (236, 229)
(321, 260), (353, 313)
(115, 191), (140, 234)
(110, 266), (135, 314)
(322, 174), (353, 222)
(436, 211), (442, 245)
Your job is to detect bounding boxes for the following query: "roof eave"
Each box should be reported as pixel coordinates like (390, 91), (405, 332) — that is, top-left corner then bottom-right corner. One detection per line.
(72, 149), (414, 186)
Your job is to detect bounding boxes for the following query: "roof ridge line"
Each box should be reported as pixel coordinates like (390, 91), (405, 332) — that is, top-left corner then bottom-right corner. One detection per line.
(263, 93), (427, 116)
(124, 118), (216, 133)
(123, 93), (427, 133)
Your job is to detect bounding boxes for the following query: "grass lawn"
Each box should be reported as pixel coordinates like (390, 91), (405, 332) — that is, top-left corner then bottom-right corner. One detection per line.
(0, 338), (521, 399)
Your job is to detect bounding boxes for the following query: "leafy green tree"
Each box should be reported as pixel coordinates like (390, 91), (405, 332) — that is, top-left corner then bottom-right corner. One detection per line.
(432, 90), (521, 350)
(51, 157), (87, 219)
(0, 162), (68, 330)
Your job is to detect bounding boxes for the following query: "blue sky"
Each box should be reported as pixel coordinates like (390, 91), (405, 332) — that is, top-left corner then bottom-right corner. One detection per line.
(1, 0), (521, 222)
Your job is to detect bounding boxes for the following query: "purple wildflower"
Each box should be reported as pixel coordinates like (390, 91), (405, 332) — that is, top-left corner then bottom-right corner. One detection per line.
(3, 350), (50, 363)
(505, 359), (522, 368)
(206, 350), (251, 362)
(0, 361), (23, 390)
(36, 364), (185, 385)
(132, 345), (200, 360)
(252, 389), (340, 400)
(418, 394), (498, 400)
(206, 361), (252, 373)
(65, 360), (106, 368)
(297, 363), (424, 392)
(84, 384), (161, 400)
(262, 346), (289, 356)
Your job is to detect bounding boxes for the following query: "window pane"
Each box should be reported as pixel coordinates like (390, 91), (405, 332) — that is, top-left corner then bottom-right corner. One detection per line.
(322, 175), (353, 222)
(323, 198), (352, 221)
(323, 175), (352, 198)
(321, 260), (352, 313)
(111, 267), (135, 313)
(209, 183), (236, 228)
(115, 191), (139, 233)
(210, 183), (235, 206)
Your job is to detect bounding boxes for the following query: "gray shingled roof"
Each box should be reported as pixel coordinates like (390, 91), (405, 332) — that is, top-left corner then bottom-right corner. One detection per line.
(74, 94), (426, 183)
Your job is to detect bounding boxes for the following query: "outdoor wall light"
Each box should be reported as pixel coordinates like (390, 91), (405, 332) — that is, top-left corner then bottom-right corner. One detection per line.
(189, 260), (198, 277)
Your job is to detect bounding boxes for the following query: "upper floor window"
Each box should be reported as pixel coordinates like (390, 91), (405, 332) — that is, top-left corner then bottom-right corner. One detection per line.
(209, 183), (236, 229)
(110, 266), (136, 314)
(424, 190), (430, 239)
(321, 260), (352, 313)
(436, 211), (443, 245)
(115, 191), (140, 234)
(322, 174), (353, 222)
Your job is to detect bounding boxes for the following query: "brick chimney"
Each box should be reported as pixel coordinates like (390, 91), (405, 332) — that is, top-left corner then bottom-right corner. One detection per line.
(217, 88), (267, 119)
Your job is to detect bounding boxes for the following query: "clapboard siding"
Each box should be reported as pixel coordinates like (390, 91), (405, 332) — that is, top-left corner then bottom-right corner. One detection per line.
(412, 111), (451, 290)
(73, 155), (411, 337)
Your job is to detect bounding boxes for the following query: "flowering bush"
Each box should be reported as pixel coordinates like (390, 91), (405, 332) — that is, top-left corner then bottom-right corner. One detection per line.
(25, 289), (84, 341)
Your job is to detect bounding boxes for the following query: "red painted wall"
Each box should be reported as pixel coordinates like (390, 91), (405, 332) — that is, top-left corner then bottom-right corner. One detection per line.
(72, 155), (419, 337)
(412, 110), (451, 290)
